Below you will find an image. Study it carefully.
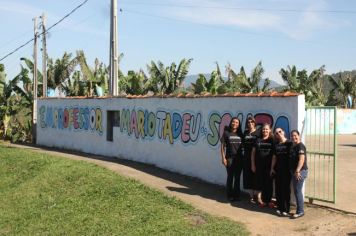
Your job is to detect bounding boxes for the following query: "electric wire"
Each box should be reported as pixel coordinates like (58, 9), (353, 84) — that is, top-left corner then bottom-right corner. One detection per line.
(120, 1), (356, 14)
(0, 29), (33, 51)
(121, 8), (315, 43)
(0, 0), (89, 62)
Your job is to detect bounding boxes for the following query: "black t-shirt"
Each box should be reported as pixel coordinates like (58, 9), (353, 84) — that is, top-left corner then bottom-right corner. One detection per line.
(289, 142), (308, 171)
(274, 140), (293, 171)
(243, 129), (259, 155)
(254, 137), (274, 161)
(220, 129), (242, 158)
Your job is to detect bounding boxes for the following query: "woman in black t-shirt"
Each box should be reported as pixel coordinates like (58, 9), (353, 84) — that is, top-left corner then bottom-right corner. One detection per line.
(290, 130), (308, 219)
(243, 117), (260, 203)
(251, 123), (274, 207)
(271, 128), (292, 216)
(220, 117), (243, 201)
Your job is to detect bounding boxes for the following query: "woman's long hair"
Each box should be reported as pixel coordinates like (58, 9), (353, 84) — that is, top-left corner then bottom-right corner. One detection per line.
(227, 117), (243, 137)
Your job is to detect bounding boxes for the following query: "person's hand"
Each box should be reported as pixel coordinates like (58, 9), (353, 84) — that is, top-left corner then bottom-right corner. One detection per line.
(295, 172), (302, 181)
(270, 169), (276, 177)
(251, 165), (256, 173)
(222, 158), (227, 167)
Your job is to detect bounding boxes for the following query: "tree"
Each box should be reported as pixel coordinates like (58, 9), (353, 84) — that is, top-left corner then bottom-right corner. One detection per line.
(226, 61), (271, 93)
(329, 73), (356, 108)
(62, 71), (86, 96)
(191, 74), (208, 94)
(119, 70), (148, 95)
(0, 64), (31, 140)
(47, 52), (78, 95)
(280, 65), (329, 106)
(147, 58), (193, 94)
(191, 63), (227, 95)
(20, 57), (43, 97)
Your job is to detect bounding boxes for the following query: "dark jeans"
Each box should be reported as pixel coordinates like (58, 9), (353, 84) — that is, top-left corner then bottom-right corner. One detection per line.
(226, 157), (243, 199)
(275, 170), (291, 213)
(291, 169), (308, 214)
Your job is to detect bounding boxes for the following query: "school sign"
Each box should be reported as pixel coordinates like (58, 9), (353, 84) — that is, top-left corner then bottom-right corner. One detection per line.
(37, 94), (305, 185)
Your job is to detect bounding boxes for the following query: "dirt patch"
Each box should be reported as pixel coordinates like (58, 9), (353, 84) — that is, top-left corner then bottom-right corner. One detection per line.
(185, 213), (207, 226)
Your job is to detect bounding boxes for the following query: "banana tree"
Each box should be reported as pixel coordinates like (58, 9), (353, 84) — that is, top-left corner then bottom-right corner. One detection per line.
(47, 52), (78, 96)
(119, 70), (149, 95)
(191, 74), (208, 94)
(20, 57), (43, 97)
(191, 63), (227, 95)
(147, 58), (193, 94)
(76, 50), (113, 96)
(226, 61), (271, 93)
(0, 64), (31, 139)
(280, 65), (329, 106)
(329, 73), (356, 108)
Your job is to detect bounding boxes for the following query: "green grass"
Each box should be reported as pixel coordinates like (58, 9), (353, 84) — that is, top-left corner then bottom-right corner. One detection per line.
(0, 145), (248, 235)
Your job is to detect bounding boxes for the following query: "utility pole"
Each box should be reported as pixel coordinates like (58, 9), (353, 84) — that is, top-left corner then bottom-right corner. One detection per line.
(110, 0), (118, 96)
(32, 17), (38, 144)
(41, 13), (47, 97)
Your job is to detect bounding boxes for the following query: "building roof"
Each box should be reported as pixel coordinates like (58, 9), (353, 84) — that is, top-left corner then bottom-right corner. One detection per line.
(39, 92), (301, 100)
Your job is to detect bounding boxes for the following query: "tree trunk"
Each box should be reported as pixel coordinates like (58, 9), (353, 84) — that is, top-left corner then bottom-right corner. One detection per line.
(2, 115), (10, 140)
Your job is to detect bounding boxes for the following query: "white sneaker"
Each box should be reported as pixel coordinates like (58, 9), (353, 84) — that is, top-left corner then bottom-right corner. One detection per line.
(292, 213), (304, 219)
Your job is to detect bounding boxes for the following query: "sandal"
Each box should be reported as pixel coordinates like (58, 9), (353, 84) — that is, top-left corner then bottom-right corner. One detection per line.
(257, 200), (266, 208)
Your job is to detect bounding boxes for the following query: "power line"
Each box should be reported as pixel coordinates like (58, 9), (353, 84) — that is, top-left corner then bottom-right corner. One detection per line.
(121, 8), (315, 43)
(121, 1), (356, 14)
(0, 0), (89, 62)
(0, 29), (33, 51)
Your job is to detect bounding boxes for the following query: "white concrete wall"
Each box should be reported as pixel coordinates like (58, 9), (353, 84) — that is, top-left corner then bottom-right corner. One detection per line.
(37, 95), (305, 185)
(337, 109), (356, 134)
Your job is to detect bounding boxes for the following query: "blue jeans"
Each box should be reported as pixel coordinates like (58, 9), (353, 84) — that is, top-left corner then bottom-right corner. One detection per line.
(291, 169), (308, 214)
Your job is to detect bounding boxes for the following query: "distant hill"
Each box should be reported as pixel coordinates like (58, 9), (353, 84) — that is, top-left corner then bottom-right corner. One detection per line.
(183, 74), (283, 89)
(330, 70), (356, 78)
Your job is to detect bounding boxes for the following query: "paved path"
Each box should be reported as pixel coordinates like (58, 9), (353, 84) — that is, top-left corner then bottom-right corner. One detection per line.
(7, 137), (356, 236)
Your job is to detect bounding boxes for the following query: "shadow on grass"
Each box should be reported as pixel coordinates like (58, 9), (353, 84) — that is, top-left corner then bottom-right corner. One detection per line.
(1, 143), (307, 216)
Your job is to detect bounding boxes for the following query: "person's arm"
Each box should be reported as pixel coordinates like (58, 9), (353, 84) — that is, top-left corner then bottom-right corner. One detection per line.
(251, 147), (256, 173)
(220, 143), (227, 167)
(270, 155), (277, 176)
(294, 154), (305, 181)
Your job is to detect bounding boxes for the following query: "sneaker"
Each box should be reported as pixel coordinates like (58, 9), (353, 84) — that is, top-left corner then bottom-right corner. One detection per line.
(276, 210), (282, 216)
(282, 212), (290, 217)
(292, 213), (304, 219)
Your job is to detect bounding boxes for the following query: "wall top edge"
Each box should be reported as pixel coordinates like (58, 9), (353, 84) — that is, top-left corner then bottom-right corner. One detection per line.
(38, 92), (301, 100)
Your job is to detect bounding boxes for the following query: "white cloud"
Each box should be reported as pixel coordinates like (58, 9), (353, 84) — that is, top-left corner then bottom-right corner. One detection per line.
(0, 1), (107, 37)
(280, 0), (330, 40)
(0, 1), (43, 16)
(163, 0), (282, 29)
(158, 0), (347, 40)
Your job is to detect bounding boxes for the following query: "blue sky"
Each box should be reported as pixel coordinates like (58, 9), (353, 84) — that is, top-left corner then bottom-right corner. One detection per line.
(1, 0), (356, 84)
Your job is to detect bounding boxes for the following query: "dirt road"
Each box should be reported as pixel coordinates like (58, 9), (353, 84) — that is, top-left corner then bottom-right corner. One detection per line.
(5, 135), (356, 235)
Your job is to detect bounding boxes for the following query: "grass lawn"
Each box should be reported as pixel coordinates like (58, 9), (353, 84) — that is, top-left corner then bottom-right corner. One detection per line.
(0, 144), (248, 235)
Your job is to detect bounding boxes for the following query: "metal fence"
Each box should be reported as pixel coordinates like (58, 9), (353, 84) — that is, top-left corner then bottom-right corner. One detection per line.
(304, 106), (337, 203)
